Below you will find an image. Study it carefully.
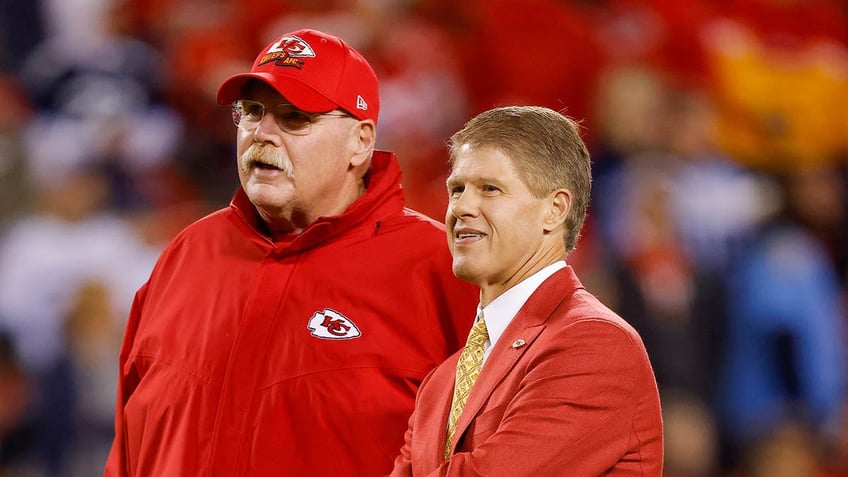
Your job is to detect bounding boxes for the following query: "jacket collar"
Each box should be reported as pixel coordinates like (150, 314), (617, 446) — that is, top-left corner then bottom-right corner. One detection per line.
(229, 150), (405, 254)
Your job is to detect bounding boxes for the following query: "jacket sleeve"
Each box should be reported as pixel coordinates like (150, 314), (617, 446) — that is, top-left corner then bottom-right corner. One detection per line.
(389, 367), (439, 477)
(430, 319), (662, 477)
(103, 282), (149, 477)
(388, 397), (417, 476)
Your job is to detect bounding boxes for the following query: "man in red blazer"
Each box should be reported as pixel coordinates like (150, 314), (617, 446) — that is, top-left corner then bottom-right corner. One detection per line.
(390, 106), (664, 476)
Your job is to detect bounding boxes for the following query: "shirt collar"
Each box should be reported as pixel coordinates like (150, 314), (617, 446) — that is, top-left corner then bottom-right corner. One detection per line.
(480, 260), (566, 361)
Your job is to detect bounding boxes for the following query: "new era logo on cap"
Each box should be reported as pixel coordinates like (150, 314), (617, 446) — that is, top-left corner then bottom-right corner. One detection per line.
(216, 29), (380, 124)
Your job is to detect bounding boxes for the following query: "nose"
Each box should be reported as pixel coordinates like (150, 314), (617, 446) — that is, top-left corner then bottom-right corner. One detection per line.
(448, 189), (478, 219)
(252, 112), (282, 146)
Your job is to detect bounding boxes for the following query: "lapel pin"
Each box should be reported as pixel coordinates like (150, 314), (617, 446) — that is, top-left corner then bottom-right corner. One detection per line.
(512, 339), (526, 348)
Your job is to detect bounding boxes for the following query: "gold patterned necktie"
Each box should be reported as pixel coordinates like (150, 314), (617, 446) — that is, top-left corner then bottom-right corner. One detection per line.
(444, 314), (489, 459)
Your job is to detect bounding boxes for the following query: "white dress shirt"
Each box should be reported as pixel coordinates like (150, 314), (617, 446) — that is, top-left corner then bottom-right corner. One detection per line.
(477, 260), (566, 367)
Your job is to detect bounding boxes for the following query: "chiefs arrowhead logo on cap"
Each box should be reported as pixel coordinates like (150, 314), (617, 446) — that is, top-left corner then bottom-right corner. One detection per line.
(257, 35), (316, 69)
(307, 308), (362, 340)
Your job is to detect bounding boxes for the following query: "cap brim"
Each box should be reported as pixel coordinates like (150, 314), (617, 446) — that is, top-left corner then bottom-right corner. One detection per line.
(216, 72), (338, 113)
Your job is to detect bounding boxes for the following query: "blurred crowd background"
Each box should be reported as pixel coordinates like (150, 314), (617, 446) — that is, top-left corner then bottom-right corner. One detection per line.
(0, 0), (846, 476)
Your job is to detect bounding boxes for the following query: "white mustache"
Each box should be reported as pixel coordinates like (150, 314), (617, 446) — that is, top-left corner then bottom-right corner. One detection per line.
(240, 144), (294, 179)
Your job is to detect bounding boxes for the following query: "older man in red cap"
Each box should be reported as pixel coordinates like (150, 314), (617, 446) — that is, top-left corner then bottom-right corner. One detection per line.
(104, 29), (477, 477)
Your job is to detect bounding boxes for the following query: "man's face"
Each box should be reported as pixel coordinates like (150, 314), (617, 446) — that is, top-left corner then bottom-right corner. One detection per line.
(235, 82), (358, 232)
(445, 145), (553, 298)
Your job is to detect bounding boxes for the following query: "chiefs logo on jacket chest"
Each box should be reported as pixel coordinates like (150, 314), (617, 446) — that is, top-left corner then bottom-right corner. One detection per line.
(307, 308), (362, 340)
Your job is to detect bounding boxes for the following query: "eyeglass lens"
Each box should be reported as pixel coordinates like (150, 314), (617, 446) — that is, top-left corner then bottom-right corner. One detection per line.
(232, 100), (349, 135)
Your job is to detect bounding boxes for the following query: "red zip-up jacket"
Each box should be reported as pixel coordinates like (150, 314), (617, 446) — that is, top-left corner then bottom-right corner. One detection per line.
(104, 151), (478, 476)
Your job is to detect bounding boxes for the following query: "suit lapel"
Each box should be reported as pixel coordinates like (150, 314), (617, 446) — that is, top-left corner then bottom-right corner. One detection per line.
(447, 267), (583, 455)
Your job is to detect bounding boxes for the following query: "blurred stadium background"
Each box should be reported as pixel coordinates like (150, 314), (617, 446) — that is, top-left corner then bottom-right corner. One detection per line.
(0, 0), (846, 476)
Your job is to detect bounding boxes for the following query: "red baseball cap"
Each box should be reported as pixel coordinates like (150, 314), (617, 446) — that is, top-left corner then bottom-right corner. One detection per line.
(217, 29), (379, 124)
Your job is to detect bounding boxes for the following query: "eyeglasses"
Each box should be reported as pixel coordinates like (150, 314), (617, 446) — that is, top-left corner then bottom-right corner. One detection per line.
(231, 99), (351, 135)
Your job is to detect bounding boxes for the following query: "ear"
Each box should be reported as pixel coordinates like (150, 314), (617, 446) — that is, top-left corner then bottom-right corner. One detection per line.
(349, 119), (376, 168)
(543, 188), (571, 233)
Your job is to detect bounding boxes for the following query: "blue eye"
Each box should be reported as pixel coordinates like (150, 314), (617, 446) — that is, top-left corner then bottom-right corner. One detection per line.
(276, 109), (313, 132)
(243, 103), (264, 118)
(232, 100), (265, 127)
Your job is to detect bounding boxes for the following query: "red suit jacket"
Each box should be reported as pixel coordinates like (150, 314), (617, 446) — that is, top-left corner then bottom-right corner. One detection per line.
(390, 267), (663, 476)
